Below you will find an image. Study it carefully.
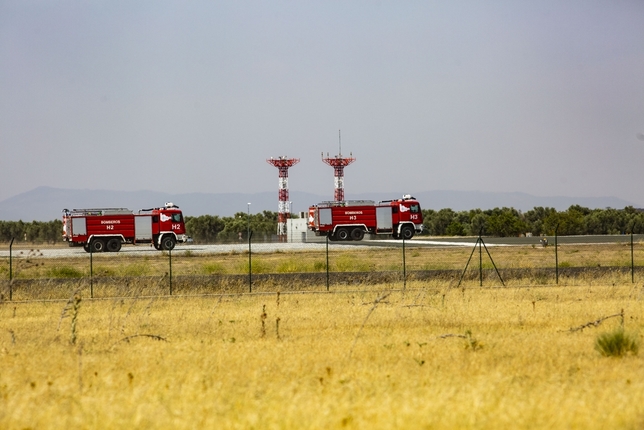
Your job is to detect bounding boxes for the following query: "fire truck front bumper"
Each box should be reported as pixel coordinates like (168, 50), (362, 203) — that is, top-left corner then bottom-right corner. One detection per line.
(178, 234), (192, 243)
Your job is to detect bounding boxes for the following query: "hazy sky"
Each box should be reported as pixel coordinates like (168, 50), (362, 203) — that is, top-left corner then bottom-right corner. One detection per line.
(2, 1), (644, 204)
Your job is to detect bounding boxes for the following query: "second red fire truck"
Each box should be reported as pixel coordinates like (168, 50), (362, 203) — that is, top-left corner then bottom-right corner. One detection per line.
(62, 203), (189, 252)
(308, 195), (424, 241)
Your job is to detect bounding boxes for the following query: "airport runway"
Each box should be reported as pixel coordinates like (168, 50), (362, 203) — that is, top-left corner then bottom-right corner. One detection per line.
(1, 234), (642, 259)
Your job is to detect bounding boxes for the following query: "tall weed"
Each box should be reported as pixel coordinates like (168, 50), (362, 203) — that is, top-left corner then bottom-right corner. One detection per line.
(595, 328), (639, 357)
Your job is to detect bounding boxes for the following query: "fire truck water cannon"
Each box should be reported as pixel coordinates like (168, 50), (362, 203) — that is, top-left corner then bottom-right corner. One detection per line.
(62, 203), (190, 253)
(308, 194), (424, 241)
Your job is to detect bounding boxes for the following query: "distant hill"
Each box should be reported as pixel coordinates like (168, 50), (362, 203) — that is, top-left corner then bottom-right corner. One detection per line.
(0, 186), (639, 221)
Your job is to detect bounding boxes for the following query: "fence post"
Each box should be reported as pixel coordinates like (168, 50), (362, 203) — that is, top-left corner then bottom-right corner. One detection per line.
(555, 224), (559, 285)
(631, 233), (634, 284)
(89, 244), (93, 299)
(248, 231), (252, 293)
(402, 235), (407, 291)
(326, 235), (329, 292)
(9, 237), (14, 300)
(479, 232), (483, 287)
(169, 248), (172, 295)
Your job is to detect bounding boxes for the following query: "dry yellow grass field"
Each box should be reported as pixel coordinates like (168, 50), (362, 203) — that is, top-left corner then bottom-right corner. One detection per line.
(1, 280), (643, 429)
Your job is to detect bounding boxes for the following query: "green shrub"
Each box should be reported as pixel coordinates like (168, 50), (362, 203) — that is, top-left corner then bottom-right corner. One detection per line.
(595, 328), (639, 357)
(47, 266), (83, 278)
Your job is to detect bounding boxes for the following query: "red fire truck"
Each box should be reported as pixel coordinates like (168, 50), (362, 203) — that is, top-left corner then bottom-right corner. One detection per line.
(308, 195), (424, 241)
(62, 203), (189, 252)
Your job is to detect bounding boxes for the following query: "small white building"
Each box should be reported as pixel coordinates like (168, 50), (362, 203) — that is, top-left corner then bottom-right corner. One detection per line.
(286, 218), (323, 242)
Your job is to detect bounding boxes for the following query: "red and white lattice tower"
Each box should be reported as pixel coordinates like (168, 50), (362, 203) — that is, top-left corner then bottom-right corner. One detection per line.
(266, 156), (300, 242)
(322, 130), (355, 202)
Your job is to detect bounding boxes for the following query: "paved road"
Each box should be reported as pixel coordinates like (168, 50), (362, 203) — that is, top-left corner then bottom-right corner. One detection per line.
(0, 242), (372, 259)
(2, 234), (641, 259)
(348, 234), (644, 248)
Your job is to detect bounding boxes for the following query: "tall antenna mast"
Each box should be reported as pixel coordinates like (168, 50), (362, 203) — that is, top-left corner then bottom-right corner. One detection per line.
(322, 130), (355, 202)
(266, 156), (300, 242)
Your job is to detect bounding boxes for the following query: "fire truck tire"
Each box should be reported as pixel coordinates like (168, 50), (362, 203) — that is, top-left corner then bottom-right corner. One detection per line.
(328, 234), (338, 242)
(161, 235), (176, 251)
(337, 228), (350, 241)
(83, 244), (91, 253)
(90, 239), (105, 253)
(350, 228), (365, 241)
(106, 238), (122, 252)
(400, 225), (415, 240)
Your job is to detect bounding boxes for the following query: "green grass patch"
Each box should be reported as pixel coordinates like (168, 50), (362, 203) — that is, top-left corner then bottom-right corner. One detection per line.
(46, 266), (83, 278)
(313, 260), (327, 271)
(275, 258), (305, 273)
(334, 254), (375, 272)
(92, 266), (117, 277)
(237, 259), (270, 274)
(203, 262), (226, 274)
(120, 263), (152, 277)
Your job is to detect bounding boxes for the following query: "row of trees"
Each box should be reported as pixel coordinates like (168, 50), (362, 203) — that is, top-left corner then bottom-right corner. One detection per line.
(422, 206), (644, 237)
(0, 220), (63, 244)
(2, 206), (644, 243)
(184, 211), (279, 242)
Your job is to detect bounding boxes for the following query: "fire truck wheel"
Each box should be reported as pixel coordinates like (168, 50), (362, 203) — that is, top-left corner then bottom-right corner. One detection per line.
(337, 228), (350, 241)
(350, 228), (365, 241)
(106, 238), (122, 252)
(83, 244), (91, 253)
(400, 225), (415, 240)
(161, 235), (176, 251)
(90, 239), (105, 253)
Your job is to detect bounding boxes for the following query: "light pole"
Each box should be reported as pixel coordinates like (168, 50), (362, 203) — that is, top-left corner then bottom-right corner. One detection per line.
(247, 203), (251, 238)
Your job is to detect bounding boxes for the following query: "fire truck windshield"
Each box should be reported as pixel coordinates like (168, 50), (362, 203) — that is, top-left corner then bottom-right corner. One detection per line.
(172, 213), (182, 222)
(410, 204), (420, 213)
